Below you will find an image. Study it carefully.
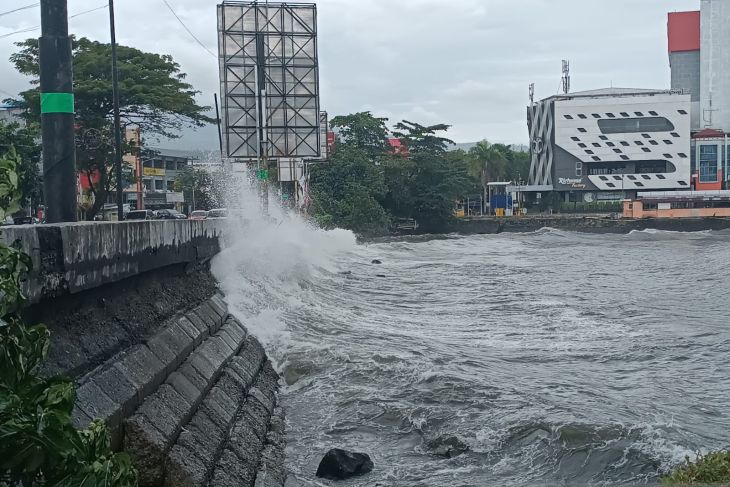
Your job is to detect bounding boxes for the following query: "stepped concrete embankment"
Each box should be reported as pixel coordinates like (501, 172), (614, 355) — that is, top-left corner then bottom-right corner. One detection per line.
(2, 220), (287, 487)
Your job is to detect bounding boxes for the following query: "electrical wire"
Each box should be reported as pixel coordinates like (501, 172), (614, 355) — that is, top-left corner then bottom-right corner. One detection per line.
(160, 0), (216, 58)
(0, 3), (39, 18)
(0, 4), (108, 40)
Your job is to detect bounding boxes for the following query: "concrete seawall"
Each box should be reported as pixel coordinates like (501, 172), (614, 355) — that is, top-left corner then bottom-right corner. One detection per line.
(2, 221), (287, 486)
(445, 216), (730, 235)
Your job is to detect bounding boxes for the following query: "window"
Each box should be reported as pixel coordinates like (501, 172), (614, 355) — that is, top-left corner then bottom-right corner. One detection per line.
(606, 183), (616, 188)
(664, 154), (673, 159)
(597, 117), (675, 134)
(578, 114), (587, 119)
(664, 140), (673, 145)
(593, 143), (601, 147)
(699, 145), (719, 183)
(620, 112), (630, 117)
(592, 156), (601, 162)
(649, 140), (659, 146)
(143, 179), (152, 190)
(649, 111), (658, 116)
(606, 142), (616, 147)
(635, 112), (644, 117)
(564, 115), (574, 120)
(678, 109), (688, 115)
(678, 153), (687, 158)
(167, 180), (175, 191)
(578, 143), (587, 148)
(165, 159), (176, 170)
(620, 141), (630, 146)
(571, 137), (581, 141)
(154, 179), (163, 191)
(620, 155), (630, 160)
(578, 128), (587, 133)
(606, 113), (616, 118)
(576, 162), (583, 176)
(592, 114), (601, 119)
(642, 147), (651, 152)
(671, 132), (680, 138)
(599, 136), (608, 140)
(642, 175), (651, 180)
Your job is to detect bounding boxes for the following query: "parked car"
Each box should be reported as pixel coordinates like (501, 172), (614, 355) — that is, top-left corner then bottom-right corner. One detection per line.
(190, 210), (209, 221)
(155, 209), (187, 220)
(12, 216), (40, 225)
(207, 208), (228, 219)
(126, 210), (155, 221)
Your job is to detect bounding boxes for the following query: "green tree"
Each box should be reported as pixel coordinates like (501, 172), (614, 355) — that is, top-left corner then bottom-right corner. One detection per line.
(310, 144), (389, 237)
(11, 37), (213, 219)
(174, 166), (217, 212)
(0, 121), (41, 213)
(0, 149), (137, 486)
(389, 121), (467, 232)
(329, 112), (389, 160)
(467, 140), (508, 212)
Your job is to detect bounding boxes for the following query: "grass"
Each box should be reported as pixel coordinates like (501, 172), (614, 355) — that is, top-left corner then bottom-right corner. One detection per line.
(662, 452), (730, 485)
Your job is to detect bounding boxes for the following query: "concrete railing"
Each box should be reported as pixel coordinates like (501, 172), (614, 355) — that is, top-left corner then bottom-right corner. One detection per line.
(1, 220), (226, 304)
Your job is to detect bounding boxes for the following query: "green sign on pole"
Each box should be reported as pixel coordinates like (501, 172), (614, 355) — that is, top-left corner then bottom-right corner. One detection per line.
(40, 92), (75, 114)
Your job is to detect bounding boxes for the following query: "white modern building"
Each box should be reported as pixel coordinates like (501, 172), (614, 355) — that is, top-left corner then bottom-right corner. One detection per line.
(528, 88), (692, 201)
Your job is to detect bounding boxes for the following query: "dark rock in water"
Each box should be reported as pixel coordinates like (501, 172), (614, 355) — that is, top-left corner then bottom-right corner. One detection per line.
(315, 449), (374, 480)
(371, 259), (382, 264)
(376, 274), (387, 278)
(426, 436), (469, 458)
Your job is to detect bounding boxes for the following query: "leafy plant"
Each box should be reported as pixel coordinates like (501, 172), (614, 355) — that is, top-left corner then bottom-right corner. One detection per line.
(0, 147), (137, 486)
(662, 452), (730, 485)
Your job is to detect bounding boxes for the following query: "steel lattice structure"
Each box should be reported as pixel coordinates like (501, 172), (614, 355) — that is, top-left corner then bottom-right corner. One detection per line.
(217, 1), (320, 160)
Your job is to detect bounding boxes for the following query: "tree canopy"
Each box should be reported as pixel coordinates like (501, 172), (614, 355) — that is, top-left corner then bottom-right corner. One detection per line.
(0, 121), (41, 213)
(10, 37), (213, 219)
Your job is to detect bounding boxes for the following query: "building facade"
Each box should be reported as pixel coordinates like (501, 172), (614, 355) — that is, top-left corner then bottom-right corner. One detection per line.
(528, 88), (692, 201)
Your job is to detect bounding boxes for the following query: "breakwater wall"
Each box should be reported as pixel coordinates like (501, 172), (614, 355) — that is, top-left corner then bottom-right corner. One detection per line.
(445, 215), (730, 234)
(2, 221), (287, 487)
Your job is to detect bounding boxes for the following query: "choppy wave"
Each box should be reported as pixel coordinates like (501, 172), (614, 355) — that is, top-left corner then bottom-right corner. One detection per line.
(211, 177), (730, 486)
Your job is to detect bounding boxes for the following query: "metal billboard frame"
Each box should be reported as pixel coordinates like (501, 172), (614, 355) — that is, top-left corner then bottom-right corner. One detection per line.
(218, 1), (321, 160)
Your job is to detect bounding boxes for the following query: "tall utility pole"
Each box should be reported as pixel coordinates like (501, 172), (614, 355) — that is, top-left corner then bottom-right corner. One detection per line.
(109, 0), (124, 220)
(39, 0), (77, 223)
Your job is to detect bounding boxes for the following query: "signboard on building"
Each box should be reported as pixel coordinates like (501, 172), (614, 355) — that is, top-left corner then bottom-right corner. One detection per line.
(143, 167), (165, 177)
(277, 159), (304, 182)
(167, 192), (185, 203)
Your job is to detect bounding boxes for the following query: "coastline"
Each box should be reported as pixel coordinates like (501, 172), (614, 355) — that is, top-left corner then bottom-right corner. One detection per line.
(438, 215), (730, 235)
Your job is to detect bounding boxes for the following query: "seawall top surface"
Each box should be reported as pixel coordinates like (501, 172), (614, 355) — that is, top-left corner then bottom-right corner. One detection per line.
(1, 220), (227, 304)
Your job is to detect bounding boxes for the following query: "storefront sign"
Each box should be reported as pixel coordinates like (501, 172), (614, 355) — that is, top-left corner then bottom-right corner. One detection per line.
(143, 167), (165, 177)
(558, 178), (587, 189)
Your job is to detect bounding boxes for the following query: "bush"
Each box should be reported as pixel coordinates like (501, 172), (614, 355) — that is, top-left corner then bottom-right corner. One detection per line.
(0, 146), (137, 486)
(662, 452), (730, 485)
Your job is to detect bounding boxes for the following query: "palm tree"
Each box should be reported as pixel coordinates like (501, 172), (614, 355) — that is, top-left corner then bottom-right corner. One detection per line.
(467, 140), (508, 214)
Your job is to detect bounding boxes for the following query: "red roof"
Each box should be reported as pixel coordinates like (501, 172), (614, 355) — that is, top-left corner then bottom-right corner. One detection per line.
(388, 138), (402, 148)
(668, 11), (700, 53)
(693, 128), (726, 139)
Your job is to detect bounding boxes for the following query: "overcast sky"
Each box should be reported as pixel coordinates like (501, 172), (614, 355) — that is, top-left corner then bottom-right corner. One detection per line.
(0, 0), (698, 149)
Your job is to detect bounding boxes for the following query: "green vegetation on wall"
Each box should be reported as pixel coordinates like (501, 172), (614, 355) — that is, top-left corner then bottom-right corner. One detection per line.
(0, 147), (137, 486)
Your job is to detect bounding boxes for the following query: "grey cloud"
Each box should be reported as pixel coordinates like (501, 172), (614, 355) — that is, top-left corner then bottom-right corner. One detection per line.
(0, 0), (698, 148)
